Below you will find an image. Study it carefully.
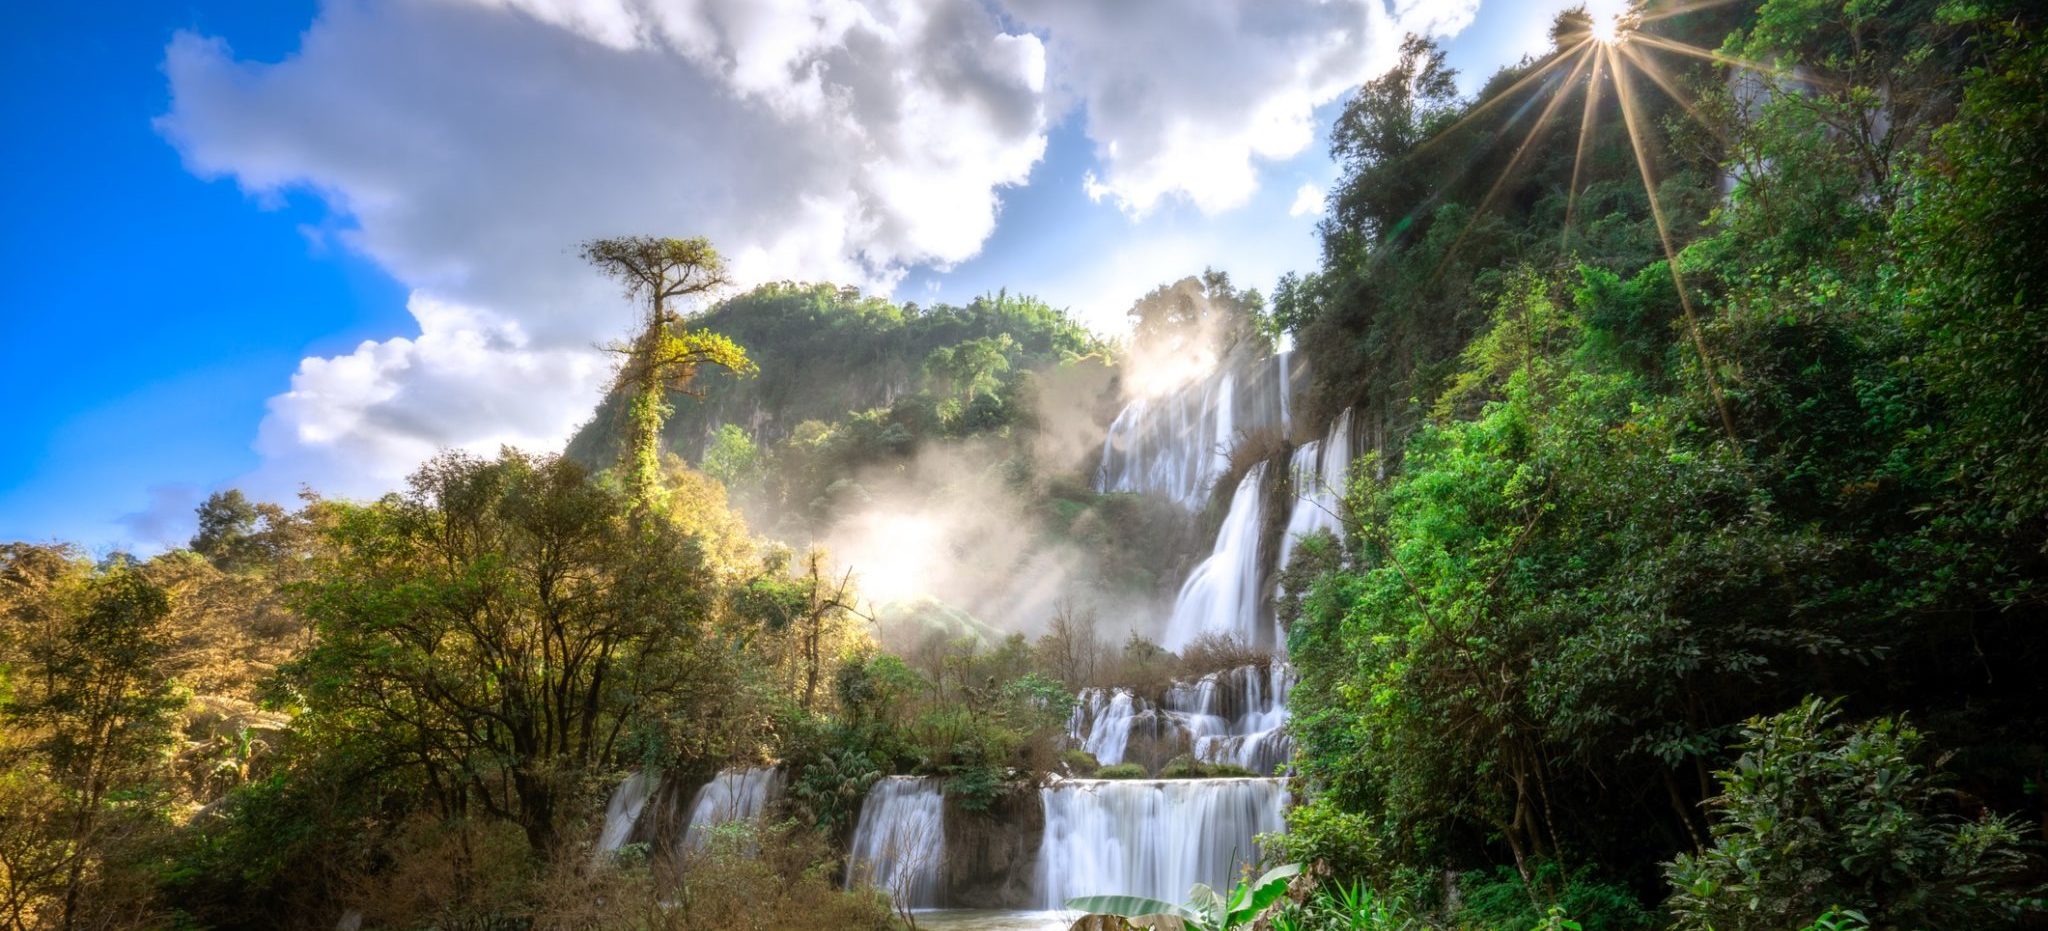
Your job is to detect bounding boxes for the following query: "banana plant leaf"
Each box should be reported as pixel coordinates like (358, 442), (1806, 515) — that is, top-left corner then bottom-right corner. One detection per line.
(1064, 894), (1203, 923)
(1225, 863), (1302, 923)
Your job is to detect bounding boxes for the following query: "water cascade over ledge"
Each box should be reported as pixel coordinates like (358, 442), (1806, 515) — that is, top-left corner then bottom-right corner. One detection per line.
(1096, 350), (1295, 508)
(1067, 663), (1296, 775)
(681, 766), (784, 852)
(847, 776), (947, 908)
(594, 770), (657, 856)
(1163, 462), (1274, 651)
(1034, 777), (1289, 907)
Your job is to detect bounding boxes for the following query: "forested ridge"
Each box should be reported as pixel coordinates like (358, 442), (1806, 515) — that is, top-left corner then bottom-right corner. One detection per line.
(4, 0), (2047, 928)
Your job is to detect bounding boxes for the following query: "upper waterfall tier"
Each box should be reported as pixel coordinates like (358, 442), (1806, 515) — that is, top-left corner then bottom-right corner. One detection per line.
(1095, 349), (1297, 507)
(1034, 777), (1289, 907)
(1276, 409), (1354, 574)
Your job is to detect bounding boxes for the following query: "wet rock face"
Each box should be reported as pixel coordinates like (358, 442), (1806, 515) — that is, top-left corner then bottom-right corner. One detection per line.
(940, 784), (1046, 908)
(1118, 712), (1196, 775)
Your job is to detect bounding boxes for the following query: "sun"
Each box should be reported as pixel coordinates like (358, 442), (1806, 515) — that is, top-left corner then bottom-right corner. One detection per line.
(1590, 14), (1626, 44)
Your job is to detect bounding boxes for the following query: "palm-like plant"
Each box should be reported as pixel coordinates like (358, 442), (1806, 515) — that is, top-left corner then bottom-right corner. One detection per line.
(1066, 863), (1301, 931)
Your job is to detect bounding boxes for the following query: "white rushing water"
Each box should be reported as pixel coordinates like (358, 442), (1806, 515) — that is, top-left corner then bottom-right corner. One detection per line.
(1068, 663), (1295, 776)
(594, 770), (657, 856)
(1276, 409), (1354, 576)
(1035, 778), (1289, 907)
(846, 776), (947, 908)
(681, 766), (784, 852)
(1162, 462), (1272, 652)
(1068, 687), (1149, 768)
(1170, 664), (1296, 775)
(845, 361), (1349, 911)
(1095, 350), (1294, 508)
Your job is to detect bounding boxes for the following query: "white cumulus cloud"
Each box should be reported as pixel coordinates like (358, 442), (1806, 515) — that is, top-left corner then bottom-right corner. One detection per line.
(1289, 183), (1325, 217)
(159, 0), (1049, 497)
(156, 0), (1478, 500)
(1010, 0), (1479, 216)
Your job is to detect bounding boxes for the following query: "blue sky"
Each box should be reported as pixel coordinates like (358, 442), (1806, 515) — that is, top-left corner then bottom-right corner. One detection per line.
(1, 0), (1604, 551)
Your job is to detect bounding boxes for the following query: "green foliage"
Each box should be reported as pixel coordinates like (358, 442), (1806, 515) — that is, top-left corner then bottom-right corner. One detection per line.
(1060, 749), (1101, 776)
(1665, 697), (2038, 930)
(698, 422), (760, 489)
(189, 490), (291, 572)
(1126, 270), (1268, 359)
(566, 282), (1101, 475)
(1095, 763), (1148, 780)
(1891, 22), (2048, 547)
(783, 721), (884, 839)
(1797, 906), (1870, 931)
(582, 235), (756, 516)
(1459, 862), (1654, 931)
(1283, 6), (2048, 916)
(281, 449), (756, 853)
(1270, 878), (1427, 931)
(0, 557), (181, 929)
(1158, 754), (1258, 780)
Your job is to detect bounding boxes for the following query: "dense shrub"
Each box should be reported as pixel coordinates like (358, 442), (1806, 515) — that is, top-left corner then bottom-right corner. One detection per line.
(1665, 698), (2038, 930)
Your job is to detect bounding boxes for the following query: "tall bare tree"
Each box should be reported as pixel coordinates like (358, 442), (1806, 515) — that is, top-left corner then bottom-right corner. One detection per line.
(580, 236), (754, 515)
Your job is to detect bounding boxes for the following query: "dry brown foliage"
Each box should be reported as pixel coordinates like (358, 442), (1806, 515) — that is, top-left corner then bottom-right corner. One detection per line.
(1176, 633), (1273, 681)
(533, 821), (893, 931)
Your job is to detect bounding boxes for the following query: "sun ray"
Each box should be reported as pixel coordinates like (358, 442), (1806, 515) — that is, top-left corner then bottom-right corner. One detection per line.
(1616, 42), (1733, 147)
(1411, 38), (1595, 160)
(1432, 49), (1597, 280)
(1364, 43), (1595, 259)
(1608, 46), (1740, 443)
(1638, 0), (1747, 25)
(1563, 45), (1607, 248)
(1630, 33), (1821, 88)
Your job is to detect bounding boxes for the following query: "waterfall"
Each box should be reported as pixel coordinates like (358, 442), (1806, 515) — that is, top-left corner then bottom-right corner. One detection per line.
(594, 770), (657, 856)
(1169, 664), (1295, 775)
(1095, 350), (1293, 507)
(846, 776), (947, 908)
(1276, 409), (1354, 575)
(681, 766), (784, 852)
(1068, 664), (1295, 775)
(1035, 778), (1289, 907)
(1162, 463), (1271, 651)
(1074, 688), (1142, 764)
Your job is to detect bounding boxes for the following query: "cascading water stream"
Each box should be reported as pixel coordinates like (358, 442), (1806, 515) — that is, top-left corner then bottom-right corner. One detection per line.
(592, 766), (784, 861)
(1071, 400), (1355, 780)
(1162, 462), (1272, 652)
(846, 776), (947, 908)
(594, 770), (657, 856)
(1066, 663), (1296, 775)
(681, 766), (784, 852)
(1095, 350), (1293, 508)
(1277, 409), (1354, 575)
(846, 359), (1351, 913)
(1171, 663), (1296, 775)
(1034, 777), (1289, 906)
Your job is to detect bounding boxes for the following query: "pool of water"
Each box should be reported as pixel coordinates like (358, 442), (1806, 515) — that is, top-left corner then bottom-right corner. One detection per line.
(909, 910), (1075, 931)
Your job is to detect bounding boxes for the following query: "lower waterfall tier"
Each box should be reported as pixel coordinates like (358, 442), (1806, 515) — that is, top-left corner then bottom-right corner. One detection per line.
(1035, 777), (1288, 908)
(838, 775), (1288, 910)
